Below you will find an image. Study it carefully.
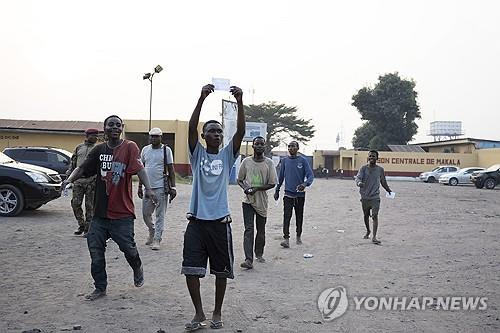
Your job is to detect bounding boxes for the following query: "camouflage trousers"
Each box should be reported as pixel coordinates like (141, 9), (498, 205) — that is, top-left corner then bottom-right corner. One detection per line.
(71, 179), (95, 230)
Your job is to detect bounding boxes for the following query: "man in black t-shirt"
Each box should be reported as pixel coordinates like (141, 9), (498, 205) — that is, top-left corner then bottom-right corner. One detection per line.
(64, 115), (157, 300)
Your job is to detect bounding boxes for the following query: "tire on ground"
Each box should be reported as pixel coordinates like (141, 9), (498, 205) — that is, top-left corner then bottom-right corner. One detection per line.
(0, 184), (25, 217)
(484, 178), (496, 190)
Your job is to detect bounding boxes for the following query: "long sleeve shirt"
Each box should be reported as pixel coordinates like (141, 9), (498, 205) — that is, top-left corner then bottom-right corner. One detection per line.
(276, 155), (314, 198)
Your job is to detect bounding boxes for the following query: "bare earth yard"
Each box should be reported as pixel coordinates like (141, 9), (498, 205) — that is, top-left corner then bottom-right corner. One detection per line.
(0, 179), (499, 332)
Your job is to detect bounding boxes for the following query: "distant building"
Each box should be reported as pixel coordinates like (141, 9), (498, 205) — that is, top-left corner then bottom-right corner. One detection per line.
(314, 139), (500, 178)
(0, 118), (192, 175)
(0, 119), (105, 151)
(416, 138), (500, 154)
(0, 118), (260, 176)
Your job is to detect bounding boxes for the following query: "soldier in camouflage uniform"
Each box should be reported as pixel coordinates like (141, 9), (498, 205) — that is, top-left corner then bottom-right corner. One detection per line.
(67, 128), (99, 236)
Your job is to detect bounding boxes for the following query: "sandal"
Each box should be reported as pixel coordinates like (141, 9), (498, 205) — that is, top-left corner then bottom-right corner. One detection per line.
(209, 320), (224, 329)
(184, 321), (206, 331)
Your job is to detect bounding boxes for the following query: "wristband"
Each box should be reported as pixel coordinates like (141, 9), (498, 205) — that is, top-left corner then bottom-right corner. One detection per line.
(170, 187), (177, 190)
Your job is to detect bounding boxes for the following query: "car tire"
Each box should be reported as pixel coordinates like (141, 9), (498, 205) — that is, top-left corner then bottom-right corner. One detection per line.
(484, 178), (496, 190)
(449, 178), (459, 186)
(475, 181), (484, 189)
(428, 176), (436, 183)
(0, 184), (25, 217)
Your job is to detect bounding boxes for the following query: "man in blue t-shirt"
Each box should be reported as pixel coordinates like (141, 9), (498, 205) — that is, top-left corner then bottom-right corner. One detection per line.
(274, 141), (314, 248)
(182, 83), (245, 331)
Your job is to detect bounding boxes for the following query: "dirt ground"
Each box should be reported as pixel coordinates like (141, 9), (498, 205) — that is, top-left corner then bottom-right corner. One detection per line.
(1, 178), (499, 332)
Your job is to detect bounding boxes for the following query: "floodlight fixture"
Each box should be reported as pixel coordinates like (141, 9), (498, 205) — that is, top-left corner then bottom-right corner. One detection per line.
(143, 65), (164, 131)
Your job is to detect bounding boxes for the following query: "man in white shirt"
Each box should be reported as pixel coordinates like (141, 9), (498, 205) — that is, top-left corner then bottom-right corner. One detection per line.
(138, 127), (177, 250)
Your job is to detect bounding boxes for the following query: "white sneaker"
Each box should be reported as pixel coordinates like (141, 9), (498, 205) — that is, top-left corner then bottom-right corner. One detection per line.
(151, 239), (160, 250)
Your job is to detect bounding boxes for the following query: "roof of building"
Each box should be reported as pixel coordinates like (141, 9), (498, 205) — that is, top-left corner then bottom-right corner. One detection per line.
(0, 119), (103, 133)
(416, 137), (500, 147)
(316, 150), (341, 156)
(387, 145), (425, 152)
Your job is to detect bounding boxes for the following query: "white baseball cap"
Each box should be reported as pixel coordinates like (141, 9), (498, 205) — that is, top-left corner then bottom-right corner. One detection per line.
(149, 127), (162, 136)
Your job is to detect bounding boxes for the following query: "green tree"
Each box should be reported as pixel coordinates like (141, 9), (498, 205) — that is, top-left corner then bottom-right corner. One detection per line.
(352, 73), (421, 150)
(244, 102), (315, 155)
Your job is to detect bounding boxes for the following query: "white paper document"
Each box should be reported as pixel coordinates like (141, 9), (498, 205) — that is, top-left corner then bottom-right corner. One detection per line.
(386, 191), (396, 199)
(212, 78), (230, 91)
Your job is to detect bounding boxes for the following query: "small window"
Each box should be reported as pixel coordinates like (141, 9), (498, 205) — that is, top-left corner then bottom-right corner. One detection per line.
(449, 167), (458, 172)
(23, 150), (48, 162)
(48, 152), (67, 163)
(4, 149), (23, 159)
(56, 153), (69, 163)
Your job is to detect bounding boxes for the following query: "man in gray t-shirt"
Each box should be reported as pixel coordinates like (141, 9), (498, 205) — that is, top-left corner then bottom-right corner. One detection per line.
(138, 127), (176, 250)
(355, 150), (392, 245)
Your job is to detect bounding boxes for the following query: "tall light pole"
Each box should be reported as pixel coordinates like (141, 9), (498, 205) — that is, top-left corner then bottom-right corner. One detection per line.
(143, 65), (163, 131)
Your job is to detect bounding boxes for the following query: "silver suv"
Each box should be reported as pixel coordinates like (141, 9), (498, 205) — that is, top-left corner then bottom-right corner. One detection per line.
(419, 165), (459, 183)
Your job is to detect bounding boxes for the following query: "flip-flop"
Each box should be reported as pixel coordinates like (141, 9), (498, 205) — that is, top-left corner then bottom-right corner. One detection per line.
(372, 239), (382, 245)
(184, 321), (206, 331)
(209, 320), (224, 329)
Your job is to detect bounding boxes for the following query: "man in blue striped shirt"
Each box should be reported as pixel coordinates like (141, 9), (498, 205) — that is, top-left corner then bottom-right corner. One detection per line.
(274, 141), (314, 248)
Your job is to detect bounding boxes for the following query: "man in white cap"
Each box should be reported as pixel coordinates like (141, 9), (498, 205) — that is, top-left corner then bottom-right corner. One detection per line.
(138, 127), (177, 250)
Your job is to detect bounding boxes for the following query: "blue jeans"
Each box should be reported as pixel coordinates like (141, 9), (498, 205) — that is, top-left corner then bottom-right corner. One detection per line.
(86, 216), (142, 291)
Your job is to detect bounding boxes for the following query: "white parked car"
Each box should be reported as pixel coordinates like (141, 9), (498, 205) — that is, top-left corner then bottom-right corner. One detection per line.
(419, 166), (459, 183)
(438, 167), (485, 186)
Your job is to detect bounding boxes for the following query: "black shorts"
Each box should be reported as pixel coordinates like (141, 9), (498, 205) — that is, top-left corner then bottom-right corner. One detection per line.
(181, 218), (234, 279)
(361, 198), (381, 216)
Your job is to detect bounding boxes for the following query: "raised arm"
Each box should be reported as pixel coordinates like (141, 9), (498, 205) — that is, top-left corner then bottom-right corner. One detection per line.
(189, 84), (214, 154)
(230, 86), (245, 156)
